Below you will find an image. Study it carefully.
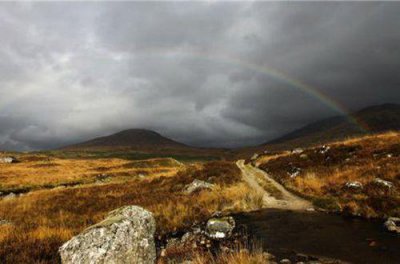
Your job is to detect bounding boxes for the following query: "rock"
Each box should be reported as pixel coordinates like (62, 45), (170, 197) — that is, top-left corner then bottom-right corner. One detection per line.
(95, 174), (110, 183)
(205, 216), (235, 240)
(184, 179), (214, 194)
(344, 181), (363, 190)
(280, 259), (291, 264)
(251, 153), (259, 160)
(0, 157), (17, 164)
(59, 205), (156, 264)
(3, 193), (16, 200)
(318, 145), (331, 154)
(373, 178), (394, 189)
(288, 167), (301, 178)
(292, 148), (303, 154)
(300, 154), (308, 159)
(384, 217), (400, 234)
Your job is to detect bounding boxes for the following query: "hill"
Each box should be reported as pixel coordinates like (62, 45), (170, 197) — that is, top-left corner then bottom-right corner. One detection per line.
(61, 129), (230, 160)
(265, 103), (400, 150)
(64, 129), (188, 151)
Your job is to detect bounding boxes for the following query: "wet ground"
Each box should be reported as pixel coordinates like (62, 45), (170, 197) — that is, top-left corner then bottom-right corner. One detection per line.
(235, 209), (399, 264)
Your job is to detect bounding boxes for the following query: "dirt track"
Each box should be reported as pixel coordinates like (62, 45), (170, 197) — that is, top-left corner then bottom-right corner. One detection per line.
(236, 160), (313, 210)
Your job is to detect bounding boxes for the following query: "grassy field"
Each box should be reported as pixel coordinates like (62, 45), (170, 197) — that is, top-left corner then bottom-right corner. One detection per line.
(0, 154), (184, 195)
(0, 155), (263, 263)
(257, 132), (400, 218)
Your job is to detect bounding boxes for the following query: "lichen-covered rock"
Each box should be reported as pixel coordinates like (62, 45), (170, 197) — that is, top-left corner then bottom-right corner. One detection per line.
(384, 217), (400, 234)
(59, 205), (156, 264)
(206, 216), (235, 240)
(184, 179), (214, 194)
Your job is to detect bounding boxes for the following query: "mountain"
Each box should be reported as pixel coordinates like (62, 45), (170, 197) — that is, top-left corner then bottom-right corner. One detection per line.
(61, 129), (232, 159)
(264, 103), (400, 150)
(64, 129), (190, 151)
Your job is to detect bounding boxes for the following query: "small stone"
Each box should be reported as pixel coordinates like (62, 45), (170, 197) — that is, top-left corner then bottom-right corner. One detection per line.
(0, 157), (17, 164)
(184, 179), (214, 194)
(206, 216), (235, 240)
(384, 217), (400, 233)
(373, 178), (394, 189)
(280, 259), (291, 264)
(3, 193), (16, 200)
(344, 181), (363, 190)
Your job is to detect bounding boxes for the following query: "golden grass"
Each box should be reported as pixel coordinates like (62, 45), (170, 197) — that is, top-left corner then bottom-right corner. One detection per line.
(0, 156), (183, 192)
(192, 244), (270, 264)
(258, 131), (400, 217)
(0, 160), (262, 263)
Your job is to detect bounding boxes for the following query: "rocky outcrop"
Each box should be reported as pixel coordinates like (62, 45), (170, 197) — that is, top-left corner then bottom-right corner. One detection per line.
(184, 179), (214, 194)
(59, 205), (156, 264)
(384, 217), (400, 234)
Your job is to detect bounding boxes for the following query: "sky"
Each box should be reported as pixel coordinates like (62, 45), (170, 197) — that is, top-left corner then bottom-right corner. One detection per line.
(0, 2), (400, 150)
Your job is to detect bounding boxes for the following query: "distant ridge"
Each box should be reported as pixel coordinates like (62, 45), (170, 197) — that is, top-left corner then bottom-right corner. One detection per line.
(264, 103), (400, 149)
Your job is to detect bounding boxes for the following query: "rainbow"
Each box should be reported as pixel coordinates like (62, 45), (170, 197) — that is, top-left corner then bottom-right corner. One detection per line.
(134, 47), (369, 131)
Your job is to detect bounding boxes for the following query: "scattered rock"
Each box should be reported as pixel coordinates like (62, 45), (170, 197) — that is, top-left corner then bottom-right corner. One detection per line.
(59, 205), (156, 264)
(251, 153), (259, 160)
(344, 181), (363, 191)
(184, 179), (214, 194)
(3, 193), (16, 200)
(373, 178), (394, 189)
(280, 258), (292, 264)
(384, 217), (400, 234)
(300, 154), (308, 159)
(206, 216), (235, 240)
(292, 148), (303, 154)
(317, 145), (331, 154)
(0, 157), (17, 164)
(95, 173), (110, 182)
(288, 167), (302, 178)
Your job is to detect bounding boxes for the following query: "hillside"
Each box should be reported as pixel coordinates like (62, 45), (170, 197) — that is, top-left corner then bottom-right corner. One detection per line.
(265, 103), (400, 150)
(255, 131), (400, 218)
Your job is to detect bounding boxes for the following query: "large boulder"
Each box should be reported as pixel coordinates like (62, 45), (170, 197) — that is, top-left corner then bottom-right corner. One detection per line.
(59, 206), (156, 264)
(184, 179), (214, 194)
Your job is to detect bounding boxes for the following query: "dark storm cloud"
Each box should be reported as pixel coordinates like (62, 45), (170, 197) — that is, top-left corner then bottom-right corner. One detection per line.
(0, 2), (399, 150)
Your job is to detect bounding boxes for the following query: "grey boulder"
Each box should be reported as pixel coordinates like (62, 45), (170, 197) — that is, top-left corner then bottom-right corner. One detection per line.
(59, 205), (156, 264)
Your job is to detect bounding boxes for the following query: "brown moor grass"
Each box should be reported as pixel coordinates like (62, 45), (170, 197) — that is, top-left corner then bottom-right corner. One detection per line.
(0, 161), (262, 263)
(258, 132), (400, 217)
(0, 156), (183, 193)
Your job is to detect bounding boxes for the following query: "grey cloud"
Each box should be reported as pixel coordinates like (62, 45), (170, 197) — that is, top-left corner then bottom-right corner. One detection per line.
(0, 2), (399, 150)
